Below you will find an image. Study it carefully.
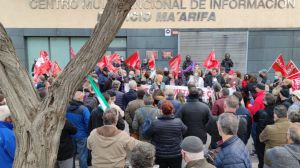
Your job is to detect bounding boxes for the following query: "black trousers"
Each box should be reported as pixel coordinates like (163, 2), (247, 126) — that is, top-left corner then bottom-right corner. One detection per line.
(156, 156), (182, 168)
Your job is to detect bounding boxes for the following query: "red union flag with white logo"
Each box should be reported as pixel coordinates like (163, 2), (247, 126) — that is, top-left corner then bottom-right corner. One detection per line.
(271, 54), (287, 76)
(287, 72), (300, 91)
(286, 60), (299, 76)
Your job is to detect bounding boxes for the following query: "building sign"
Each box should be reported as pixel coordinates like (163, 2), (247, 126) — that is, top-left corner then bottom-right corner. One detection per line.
(0, 0), (298, 28)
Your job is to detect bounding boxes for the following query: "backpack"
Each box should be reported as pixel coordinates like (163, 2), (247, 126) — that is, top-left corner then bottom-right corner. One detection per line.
(141, 108), (157, 138)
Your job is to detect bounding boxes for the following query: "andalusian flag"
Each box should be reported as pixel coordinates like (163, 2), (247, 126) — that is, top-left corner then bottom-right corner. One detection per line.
(88, 75), (110, 111)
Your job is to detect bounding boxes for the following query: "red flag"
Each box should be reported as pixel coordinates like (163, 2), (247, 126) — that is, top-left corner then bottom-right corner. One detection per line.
(148, 51), (156, 69)
(203, 50), (219, 69)
(292, 78), (300, 91)
(97, 54), (108, 69)
(40, 51), (52, 73)
(109, 53), (121, 64)
(70, 47), (76, 59)
(169, 54), (181, 77)
(286, 60), (299, 76)
(52, 61), (61, 77)
(271, 54), (287, 76)
(125, 51), (140, 70)
(287, 72), (300, 80)
(33, 50), (52, 83)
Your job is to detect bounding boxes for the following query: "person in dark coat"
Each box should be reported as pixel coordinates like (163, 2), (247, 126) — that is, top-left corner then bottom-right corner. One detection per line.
(182, 55), (193, 81)
(57, 120), (77, 168)
(123, 80), (137, 109)
(277, 88), (292, 109)
(206, 96), (248, 149)
(108, 80), (124, 110)
(88, 93), (125, 133)
(221, 53), (234, 73)
(146, 101), (187, 168)
(176, 87), (211, 144)
(253, 93), (275, 168)
(204, 68), (226, 88)
(214, 113), (251, 168)
(96, 67), (109, 92)
(157, 88), (181, 115)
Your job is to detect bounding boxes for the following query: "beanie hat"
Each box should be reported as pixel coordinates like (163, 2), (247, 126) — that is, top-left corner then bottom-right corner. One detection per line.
(255, 83), (265, 90)
(0, 105), (11, 121)
(180, 136), (204, 153)
(280, 89), (290, 98)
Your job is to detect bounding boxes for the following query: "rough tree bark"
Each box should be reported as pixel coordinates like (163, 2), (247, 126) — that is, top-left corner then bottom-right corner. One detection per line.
(0, 0), (136, 167)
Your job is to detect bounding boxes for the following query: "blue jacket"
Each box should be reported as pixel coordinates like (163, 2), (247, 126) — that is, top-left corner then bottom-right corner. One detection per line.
(157, 96), (181, 115)
(123, 89), (137, 109)
(146, 115), (187, 159)
(66, 100), (90, 140)
(214, 136), (251, 168)
(0, 122), (15, 168)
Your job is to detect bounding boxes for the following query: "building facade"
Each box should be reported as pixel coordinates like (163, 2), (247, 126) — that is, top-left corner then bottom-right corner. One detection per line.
(1, 0), (300, 74)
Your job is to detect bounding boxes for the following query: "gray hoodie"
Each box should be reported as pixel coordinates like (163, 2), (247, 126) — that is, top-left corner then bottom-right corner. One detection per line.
(265, 143), (300, 168)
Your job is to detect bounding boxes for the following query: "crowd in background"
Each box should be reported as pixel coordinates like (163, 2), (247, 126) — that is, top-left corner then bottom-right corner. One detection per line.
(0, 54), (300, 168)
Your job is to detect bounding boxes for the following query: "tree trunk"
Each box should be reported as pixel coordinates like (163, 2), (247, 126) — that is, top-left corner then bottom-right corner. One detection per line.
(0, 0), (136, 167)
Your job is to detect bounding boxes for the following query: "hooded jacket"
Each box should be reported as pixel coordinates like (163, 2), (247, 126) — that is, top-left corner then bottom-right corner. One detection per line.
(265, 143), (300, 168)
(0, 121), (15, 168)
(87, 126), (139, 168)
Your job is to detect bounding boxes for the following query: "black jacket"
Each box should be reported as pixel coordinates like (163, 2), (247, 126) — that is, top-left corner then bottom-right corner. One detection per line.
(57, 120), (77, 161)
(176, 98), (211, 144)
(204, 74), (226, 88)
(123, 89), (137, 109)
(236, 105), (252, 144)
(88, 107), (125, 133)
(221, 58), (234, 73)
(206, 112), (248, 149)
(146, 115), (187, 158)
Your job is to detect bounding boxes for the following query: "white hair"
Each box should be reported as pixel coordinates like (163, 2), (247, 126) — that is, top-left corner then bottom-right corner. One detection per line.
(129, 80), (137, 90)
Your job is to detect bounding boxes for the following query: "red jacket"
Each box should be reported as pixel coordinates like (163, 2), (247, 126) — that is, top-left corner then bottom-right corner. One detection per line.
(212, 96), (227, 116)
(248, 91), (265, 116)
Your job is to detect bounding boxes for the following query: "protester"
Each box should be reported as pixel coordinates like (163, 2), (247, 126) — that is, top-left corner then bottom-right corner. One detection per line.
(181, 136), (215, 168)
(176, 92), (186, 104)
(277, 88), (292, 109)
(65, 89), (90, 168)
(289, 90), (300, 111)
(258, 69), (268, 84)
(288, 108), (300, 123)
(259, 105), (292, 165)
(107, 91), (124, 117)
(145, 101), (187, 168)
(204, 68), (226, 88)
(214, 113), (251, 168)
(253, 93), (276, 168)
(97, 67), (109, 92)
(221, 53), (234, 73)
(212, 88), (230, 116)
(83, 85), (99, 112)
(88, 93), (125, 133)
(183, 55), (193, 80)
(0, 105), (15, 168)
(264, 123), (300, 168)
(132, 93), (160, 141)
(150, 73), (166, 93)
(248, 83), (266, 116)
(157, 88), (181, 115)
(87, 108), (139, 168)
(177, 87), (211, 144)
(109, 80), (124, 110)
(123, 80), (137, 108)
(130, 142), (156, 168)
(57, 120), (77, 168)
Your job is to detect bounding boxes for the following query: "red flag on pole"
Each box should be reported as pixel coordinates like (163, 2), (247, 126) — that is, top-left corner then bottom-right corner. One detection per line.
(148, 51), (156, 70)
(292, 78), (300, 91)
(33, 50), (52, 83)
(124, 51), (140, 70)
(108, 53), (121, 64)
(52, 61), (61, 77)
(70, 47), (76, 59)
(287, 72), (300, 80)
(97, 54), (108, 69)
(286, 60), (299, 76)
(169, 54), (181, 78)
(203, 50), (219, 69)
(271, 54), (287, 76)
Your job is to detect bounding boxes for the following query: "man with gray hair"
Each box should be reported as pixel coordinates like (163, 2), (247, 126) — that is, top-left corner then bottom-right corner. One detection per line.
(132, 93), (160, 141)
(181, 136), (215, 168)
(288, 108), (300, 123)
(157, 88), (181, 114)
(214, 113), (251, 168)
(265, 123), (300, 168)
(123, 80), (137, 109)
(87, 108), (139, 168)
(130, 142), (156, 168)
(109, 80), (124, 110)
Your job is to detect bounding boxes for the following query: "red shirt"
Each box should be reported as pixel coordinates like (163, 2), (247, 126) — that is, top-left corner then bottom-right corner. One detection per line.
(248, 91), (265, 116)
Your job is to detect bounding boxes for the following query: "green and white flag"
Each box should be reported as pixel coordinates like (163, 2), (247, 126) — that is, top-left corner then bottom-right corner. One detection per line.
(88, 75), (110, 111)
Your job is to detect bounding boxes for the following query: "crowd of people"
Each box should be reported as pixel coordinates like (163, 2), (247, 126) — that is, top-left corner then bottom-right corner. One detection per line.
(0, 54), (300, 168)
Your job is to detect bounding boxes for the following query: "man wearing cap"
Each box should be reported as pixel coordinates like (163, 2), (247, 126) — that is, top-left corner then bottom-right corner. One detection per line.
(289, 90), (300, 112)
(248, 83), (266, 116)
(181, 136), (215, 168)
(0, 105), (15, 168)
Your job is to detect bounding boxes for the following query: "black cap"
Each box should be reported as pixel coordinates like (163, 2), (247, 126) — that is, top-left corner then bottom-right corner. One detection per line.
(280, 89), (290, 98)
(255, 83), (265, 90)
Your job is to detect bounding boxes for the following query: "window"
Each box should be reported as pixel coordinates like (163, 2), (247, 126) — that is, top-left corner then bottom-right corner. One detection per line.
(26, 37), (127, 74)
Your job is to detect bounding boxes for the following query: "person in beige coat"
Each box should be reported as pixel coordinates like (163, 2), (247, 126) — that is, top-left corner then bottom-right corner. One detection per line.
(87, 108), (139, 168)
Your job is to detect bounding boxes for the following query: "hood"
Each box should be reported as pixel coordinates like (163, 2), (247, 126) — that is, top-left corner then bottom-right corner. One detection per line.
(285, 144), (300, 160)
(68, 100), (84, 111)
(0, 121), (13, 130)
(95, 126), (122, 148)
